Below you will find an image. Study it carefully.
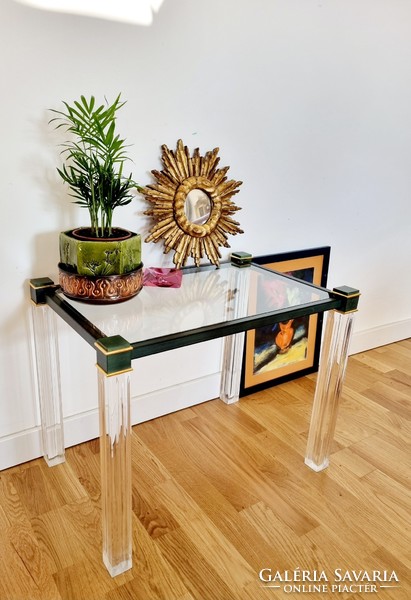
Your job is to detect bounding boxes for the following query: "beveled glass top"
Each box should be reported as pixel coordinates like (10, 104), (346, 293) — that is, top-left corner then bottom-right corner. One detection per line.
(55, 263), (333, 356)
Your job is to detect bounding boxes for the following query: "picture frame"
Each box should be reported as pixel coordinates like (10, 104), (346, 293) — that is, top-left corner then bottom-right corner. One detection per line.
(240, 246), (331, 397)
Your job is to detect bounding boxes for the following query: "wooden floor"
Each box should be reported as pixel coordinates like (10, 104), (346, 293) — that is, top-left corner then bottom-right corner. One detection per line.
(1, 340), (410, 600)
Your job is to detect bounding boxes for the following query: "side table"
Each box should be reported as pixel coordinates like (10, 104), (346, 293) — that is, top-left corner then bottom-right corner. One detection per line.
(29, 261), (359, 576)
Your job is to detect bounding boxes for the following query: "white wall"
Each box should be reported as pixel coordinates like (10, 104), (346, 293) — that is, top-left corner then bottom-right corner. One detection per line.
(1, 0), (410, 469)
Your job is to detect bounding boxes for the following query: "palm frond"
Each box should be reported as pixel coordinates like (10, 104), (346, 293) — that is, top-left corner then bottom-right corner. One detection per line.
(50, 94), (138, 237)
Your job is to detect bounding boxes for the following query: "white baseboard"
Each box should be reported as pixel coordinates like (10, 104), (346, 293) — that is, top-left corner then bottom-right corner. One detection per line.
(350, 318), (411, 355)
(0, 372), (221, 471)
(130, 371), (221, 425)
(0, 428), (43, 472)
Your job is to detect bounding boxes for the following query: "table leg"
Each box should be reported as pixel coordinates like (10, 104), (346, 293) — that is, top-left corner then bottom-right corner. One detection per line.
(220, 331), (246, 404)
(31, 301), (65, 467)
(305, 309), (356, 471)
(220, 265), (251, 404)
(98, 369), (132, 576)
(96, 336), (133, 577)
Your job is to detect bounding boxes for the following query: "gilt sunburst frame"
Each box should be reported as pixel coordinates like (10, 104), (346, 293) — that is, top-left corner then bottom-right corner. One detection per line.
(142, 139), (243, 268)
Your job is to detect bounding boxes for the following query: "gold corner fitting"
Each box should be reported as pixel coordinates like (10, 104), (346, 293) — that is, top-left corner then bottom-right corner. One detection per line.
(94, 341), (133, 356)
(96, 364), (133, 378)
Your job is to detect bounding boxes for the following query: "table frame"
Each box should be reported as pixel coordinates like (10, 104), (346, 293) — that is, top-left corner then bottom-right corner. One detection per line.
(30, 262), (359, 577)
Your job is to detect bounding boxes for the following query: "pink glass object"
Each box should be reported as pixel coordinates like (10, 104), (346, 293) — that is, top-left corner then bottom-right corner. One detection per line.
(143, 267), (183, 288)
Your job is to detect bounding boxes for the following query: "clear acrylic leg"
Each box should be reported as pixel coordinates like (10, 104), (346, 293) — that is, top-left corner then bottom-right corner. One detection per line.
(31, 303), (65, 466)
(305, 310), (355, 471)
(98, 368), (132, 577)
(220, 267), (251, 404)
(220, 330), (246, 404)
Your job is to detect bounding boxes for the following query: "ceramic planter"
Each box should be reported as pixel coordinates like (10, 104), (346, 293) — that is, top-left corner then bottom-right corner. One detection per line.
(58, 228), (143, 303)
(59, 228), (142, 276)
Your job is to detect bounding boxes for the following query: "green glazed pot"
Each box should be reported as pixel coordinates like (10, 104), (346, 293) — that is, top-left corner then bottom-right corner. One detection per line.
(59, 228), (142, 276)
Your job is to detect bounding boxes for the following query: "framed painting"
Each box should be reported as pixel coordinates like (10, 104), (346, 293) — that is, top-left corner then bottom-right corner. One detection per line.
(240, 246), (331, 397)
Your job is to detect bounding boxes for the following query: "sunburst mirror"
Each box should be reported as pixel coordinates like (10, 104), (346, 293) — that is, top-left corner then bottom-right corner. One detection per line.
(142, 139), (243, 268)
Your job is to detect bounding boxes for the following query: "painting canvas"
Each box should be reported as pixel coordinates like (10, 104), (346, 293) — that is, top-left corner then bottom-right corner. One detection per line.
(240, 247), (330, 396)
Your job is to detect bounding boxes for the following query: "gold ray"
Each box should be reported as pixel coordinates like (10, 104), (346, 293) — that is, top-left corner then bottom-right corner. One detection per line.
(164, 229), (184, 252)
(192, 147), (201, 177)
(211, 165), (229, 186)
(151, 169), (177, 188)
(185, 144), (194, 177)
(161, 145), (182, 183)
(176, 139), (190, 180)
(194, 237), (203, 262)
(204, 236), (221, 266)
(213, 227), (230, 247)
(145, 217), (176, 242)
(216, 179), (242, 198)
(207, 151), (221, 181)
(200, 150), (211, 177)
(143, 189), (175, 203)
(149, 182), (176, 198)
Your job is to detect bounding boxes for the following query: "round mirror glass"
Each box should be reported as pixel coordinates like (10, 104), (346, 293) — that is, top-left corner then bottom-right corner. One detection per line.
(185, 189), (212, 225)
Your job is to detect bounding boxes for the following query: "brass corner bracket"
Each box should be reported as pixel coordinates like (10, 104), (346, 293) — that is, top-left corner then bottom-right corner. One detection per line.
(332, 286), (361, 313)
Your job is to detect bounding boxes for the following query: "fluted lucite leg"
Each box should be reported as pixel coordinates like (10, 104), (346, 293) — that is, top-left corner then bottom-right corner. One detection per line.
(220, 331), (246, 404)
(220, 264), (251, 404)
(96, 336), (133, 577)
(305, 286), (360, 471)
(30, 279), (65, 467)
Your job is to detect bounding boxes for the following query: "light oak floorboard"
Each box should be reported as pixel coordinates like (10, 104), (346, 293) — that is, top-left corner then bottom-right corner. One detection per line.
(0, 340), (410, 599)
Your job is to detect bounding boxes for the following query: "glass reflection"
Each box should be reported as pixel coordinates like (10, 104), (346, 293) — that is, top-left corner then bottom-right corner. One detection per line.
(185, 189), (211, 225)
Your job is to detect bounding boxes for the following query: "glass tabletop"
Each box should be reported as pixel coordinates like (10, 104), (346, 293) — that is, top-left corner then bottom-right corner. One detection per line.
(55, 263), (332, 354)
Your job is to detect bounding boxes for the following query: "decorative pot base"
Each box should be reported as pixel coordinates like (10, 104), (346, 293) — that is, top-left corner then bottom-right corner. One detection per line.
(58, 263), (143, 304)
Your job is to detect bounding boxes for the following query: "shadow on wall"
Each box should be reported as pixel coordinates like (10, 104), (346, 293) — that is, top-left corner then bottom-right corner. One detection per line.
(0, 281), (40, 442)
(2, 230), (64, 425)
(0, 231), (63, 439)
(12, 0), (165, 26)
(31, 231), (61, 281)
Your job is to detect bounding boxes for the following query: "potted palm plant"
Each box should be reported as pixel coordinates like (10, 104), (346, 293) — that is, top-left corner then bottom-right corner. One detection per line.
(50, 94), (143, 303)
